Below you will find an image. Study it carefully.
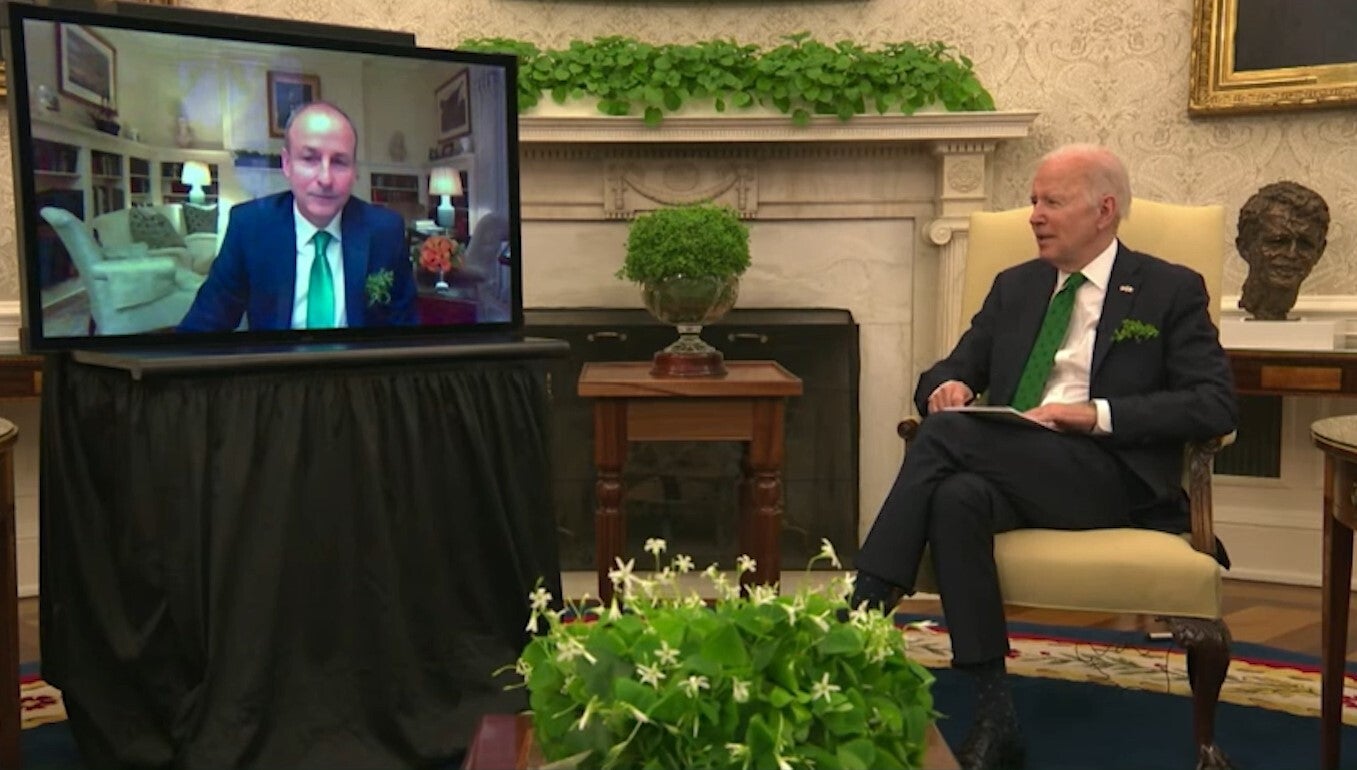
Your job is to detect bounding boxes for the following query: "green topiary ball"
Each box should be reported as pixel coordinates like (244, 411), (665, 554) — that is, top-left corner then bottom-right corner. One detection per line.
(618, 203), (751, 285)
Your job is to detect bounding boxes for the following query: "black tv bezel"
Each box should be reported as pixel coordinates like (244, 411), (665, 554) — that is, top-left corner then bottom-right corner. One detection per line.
(6, 1), (523, 353)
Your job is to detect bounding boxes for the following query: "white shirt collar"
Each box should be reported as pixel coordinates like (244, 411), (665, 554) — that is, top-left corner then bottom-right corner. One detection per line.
(293, 204), (343, 250)
(1061, 237), (1118, 291)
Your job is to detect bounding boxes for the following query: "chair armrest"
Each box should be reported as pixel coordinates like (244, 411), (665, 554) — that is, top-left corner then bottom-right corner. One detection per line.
(897, 417), (922, 444)
(1185, 431), (1235, 557)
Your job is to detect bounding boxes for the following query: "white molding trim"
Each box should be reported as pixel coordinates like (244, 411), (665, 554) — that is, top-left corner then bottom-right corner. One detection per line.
(519, 110), (1040, 145)
(0, 301), (20, 349)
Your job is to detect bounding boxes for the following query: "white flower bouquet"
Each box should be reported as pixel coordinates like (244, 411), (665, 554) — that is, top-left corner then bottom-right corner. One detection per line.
(508, 539), (936, 769)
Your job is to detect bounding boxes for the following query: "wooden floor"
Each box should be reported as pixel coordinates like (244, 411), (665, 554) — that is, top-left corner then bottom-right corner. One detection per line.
(12, 579), (1357, 665)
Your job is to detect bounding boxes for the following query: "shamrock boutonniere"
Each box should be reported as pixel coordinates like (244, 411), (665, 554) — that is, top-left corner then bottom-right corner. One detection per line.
(1113, 318), (1159, 343)
(365, 269), (394, 307)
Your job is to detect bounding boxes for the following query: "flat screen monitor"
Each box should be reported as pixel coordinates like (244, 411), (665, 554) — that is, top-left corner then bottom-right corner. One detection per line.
(5, 1), (522, 352)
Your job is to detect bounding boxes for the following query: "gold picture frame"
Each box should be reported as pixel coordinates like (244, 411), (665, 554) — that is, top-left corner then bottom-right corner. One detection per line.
(0, 0), (178, 99)
(1190, 0), (1357, 115)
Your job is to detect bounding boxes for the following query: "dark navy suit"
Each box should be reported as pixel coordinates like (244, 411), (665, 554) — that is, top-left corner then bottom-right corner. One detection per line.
(178, 192), (417, 332)
(855, 242), (1237, 663)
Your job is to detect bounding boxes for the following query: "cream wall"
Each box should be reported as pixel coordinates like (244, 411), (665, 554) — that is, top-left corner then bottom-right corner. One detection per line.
(0, 0), (1347, 301)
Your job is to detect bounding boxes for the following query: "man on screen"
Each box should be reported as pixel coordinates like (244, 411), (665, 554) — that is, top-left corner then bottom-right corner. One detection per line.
(178, 101), (417, 332)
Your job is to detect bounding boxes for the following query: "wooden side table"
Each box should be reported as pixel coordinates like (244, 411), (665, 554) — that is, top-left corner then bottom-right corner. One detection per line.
(577, 361), (802, 603)
(1312, 414), (1357, 770)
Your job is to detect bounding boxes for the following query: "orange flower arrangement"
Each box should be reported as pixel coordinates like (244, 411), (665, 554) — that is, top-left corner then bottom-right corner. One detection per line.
(419, 235), (459, 274)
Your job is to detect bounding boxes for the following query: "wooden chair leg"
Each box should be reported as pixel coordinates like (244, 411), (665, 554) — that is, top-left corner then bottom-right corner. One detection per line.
(1165, 616), (1232, 770)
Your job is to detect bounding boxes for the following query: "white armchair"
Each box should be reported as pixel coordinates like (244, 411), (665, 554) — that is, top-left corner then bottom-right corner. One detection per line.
(40, 206), (199, 335)
(91, 203), (220, 278)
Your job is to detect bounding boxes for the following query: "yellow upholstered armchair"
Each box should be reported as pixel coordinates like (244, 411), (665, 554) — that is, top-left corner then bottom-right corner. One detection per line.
(900, 199), (1233, 770)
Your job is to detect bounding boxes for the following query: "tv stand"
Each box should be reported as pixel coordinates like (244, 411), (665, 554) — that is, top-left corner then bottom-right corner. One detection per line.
(39, 350), (564, 767)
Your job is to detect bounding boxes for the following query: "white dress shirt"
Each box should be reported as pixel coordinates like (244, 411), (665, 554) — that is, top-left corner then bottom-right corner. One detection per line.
(1040, 237), (1120, 433)
(290, 206), (348, 329)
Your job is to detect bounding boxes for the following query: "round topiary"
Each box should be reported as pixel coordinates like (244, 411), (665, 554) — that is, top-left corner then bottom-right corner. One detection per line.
(618, 203), (751, 285)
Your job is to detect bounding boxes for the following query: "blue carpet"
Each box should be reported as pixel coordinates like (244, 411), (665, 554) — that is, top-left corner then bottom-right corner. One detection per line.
(21, 621), (1357, 769)
(900, 614), (1357, 770)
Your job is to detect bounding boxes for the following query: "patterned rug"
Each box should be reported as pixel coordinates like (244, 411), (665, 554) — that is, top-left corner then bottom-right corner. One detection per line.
(898, 616), (1357, 724)
(20, 621), (1357, 768)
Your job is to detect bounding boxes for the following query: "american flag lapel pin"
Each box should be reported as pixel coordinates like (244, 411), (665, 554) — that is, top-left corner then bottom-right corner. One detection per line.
(1119, 285), (1134, 294)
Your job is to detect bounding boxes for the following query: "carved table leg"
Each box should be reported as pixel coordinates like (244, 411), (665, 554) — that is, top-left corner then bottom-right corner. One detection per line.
(740, 400), (785, 593)
(593, 400), (628, 605)
(1164, 616), (1233, 770)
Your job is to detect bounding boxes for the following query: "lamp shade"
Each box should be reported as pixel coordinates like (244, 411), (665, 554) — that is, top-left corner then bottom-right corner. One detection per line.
(428, 167), (462, 197)
(180, 161), (211, 187)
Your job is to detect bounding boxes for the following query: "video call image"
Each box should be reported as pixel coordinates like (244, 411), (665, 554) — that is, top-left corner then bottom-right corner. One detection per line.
(20, 18), (515, 339)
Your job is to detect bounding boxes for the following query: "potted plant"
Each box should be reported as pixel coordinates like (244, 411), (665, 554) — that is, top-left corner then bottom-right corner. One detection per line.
(510, 539), (937, 769)
(617, 202), (751, 377)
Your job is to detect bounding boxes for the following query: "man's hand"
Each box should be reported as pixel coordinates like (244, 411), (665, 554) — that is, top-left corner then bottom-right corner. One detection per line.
(1025, 402), (1097, 433)
(927, 380), (975, 414)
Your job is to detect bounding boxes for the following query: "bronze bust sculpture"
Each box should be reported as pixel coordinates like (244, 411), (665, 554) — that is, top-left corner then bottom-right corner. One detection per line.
(1236, 181), (1330, 321)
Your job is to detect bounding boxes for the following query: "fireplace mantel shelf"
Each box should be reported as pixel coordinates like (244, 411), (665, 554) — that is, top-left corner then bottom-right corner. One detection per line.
(518, 109), (1039, 145)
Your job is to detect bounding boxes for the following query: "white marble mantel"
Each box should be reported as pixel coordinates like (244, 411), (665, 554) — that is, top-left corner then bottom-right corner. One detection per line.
(514, 109), (1038, 537)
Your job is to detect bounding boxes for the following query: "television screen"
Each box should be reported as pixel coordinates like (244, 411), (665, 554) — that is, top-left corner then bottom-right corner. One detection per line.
(6, 1), (522, 353)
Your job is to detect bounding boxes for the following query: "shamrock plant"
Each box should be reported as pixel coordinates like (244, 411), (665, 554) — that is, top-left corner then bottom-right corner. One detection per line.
(509, 539), (936, 769)
(460, 33), (994, 125)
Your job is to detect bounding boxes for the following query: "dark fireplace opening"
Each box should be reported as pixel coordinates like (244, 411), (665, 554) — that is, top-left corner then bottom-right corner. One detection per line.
(526, 308), (860, 572)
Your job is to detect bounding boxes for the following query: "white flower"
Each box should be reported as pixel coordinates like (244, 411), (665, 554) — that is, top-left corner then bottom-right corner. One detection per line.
(644, 537), (667, 557)
(576, 696), (599, 731)
(810, 672), (841, 702)
(525, 613), (539, 633)
(608, 557), (636, 590)
(528, 586), (553, 613)
(816, 538), (842, 568)
(637, 662), (666, 688)
(731, 678), (750, 703)
(655, 641), (680, 667)
(672, 554), (695, 573)
(749, 584), (777, 606)
(726, 743), (750, 760)
(679, 674), (710, 697)
(736, 554), (757, 574)
(556, 637), (597, 665)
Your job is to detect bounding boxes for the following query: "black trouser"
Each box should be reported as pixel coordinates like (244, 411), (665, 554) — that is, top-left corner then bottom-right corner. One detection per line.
(856, 411), (1139, 664)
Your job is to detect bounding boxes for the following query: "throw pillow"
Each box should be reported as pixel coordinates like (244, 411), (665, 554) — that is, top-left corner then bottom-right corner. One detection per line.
(182, 204), (218, 235)
(129, 207), (186, 249)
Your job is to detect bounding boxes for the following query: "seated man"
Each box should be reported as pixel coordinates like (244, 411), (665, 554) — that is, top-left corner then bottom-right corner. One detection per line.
(178, 101), (416, 332)
(851, 144), (1237, 770)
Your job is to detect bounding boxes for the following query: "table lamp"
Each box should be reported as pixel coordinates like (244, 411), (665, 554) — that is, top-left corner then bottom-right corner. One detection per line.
(180, 161), (211, 205)
(428, 166), (462, 229)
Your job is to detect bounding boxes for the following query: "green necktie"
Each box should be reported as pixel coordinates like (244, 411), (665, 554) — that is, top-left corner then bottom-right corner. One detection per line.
(1010, 272), (1087, 411)
(306, 230), (335, 329)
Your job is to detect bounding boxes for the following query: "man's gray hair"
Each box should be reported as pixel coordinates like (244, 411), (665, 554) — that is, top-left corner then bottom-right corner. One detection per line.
(1040, 143), (1132, 222)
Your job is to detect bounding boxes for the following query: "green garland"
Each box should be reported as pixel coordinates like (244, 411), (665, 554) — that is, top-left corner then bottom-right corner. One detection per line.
(460, 32), (995, 125)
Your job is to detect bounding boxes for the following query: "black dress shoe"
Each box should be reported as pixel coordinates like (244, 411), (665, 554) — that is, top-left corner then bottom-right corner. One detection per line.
(956, 716), (1026, 770)
(850, 571), (906, 615)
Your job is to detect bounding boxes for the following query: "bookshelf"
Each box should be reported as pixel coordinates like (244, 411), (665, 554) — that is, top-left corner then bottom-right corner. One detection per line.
(89, 150), (126, 216)
(128, 157), (152, 206)
(370, 172), (421, 207)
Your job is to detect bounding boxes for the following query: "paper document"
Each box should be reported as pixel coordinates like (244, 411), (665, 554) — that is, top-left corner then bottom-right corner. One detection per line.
(943, 405), (1056, 430)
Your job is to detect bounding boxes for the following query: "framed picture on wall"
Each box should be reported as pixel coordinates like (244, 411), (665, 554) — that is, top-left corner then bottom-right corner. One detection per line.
(267, 71), (321, 137)
(1, 0), (178, 99)
(1191, 0), (1357, 115)
(57, 24), (117, 110)
(435, 69), (471, 144)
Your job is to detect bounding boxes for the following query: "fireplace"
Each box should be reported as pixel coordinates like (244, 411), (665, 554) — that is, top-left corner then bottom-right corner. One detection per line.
(516, 110), (1037, 544)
